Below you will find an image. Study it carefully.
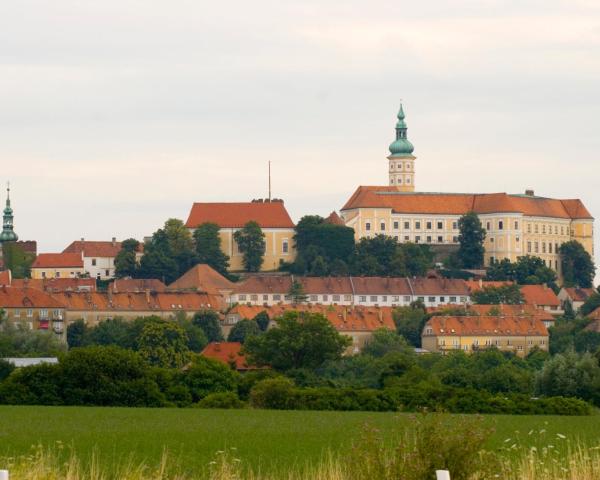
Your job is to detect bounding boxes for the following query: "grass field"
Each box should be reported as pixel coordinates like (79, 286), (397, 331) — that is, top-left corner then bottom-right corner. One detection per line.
(1, 406), (600, 476)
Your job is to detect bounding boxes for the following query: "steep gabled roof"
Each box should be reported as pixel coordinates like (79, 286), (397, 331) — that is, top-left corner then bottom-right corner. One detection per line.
(520, 285), (561, 307)
(562, 287), (596, 303)
(32, 253), (84, 269)
(185, 201), (295, 229)
(168, 264), (234, 294)
(110, 278), (167, 293)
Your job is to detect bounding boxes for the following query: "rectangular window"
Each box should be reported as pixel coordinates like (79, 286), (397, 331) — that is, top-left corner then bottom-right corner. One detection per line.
(404, 221), (410, 229)
(426, 236), (432, 243)
(460, 297), (467, 303)
(359, 296), (366, 303)
(542, 242), (546, 253)
(527, 224), (531, 233)
(452, 221), (458, 230)
(370, 295), (378, 302)
(393, 221), (399, 230)
(250, 294), (258, 301)
(310, 295), (318, 302)
(449, 296), (457, 303)
(437, 236), (443, 243)
(282, 240), (289, 254)
(535, 225), (539, 233)
(404, 296), (411, 302)
(415, 236), (421, 243)
(554, 226), (558, 234)
(14, 309), (20, 317)
(428, 296), (436, 303)
(27, 309), (33, 318)
(486, 222), (491, 230)
(549, 243), (553, 254)
(404, 235), (410, 242)
(92, 259), (97, 266)
(380, 222), (385, 231)
(426, 221), (432, 230)
(322, 295), (328, 302)
(381, 295), (388, 302)
(514, 221), (519, 230)
(365, 222), (371, 231)
(437, 221), (443, 230)
(392, 296), (400, 302)
(40, 309), (48, 319)
(534, 242), (539, 253)
(542, 225), (546, 234)
(453, 236), (458, 243)
(263, 294), (268, 301)
(239, 294), (247, 301)
(273, 294), (281, 301)
(527, 242), (532, 253)
(344, 294), (352, 301)
(498, 221), (504, 230)
(415, 221), (421, 230)
(332, 294), (340, 302)
(417, 296), (425, 302)
(439, 296), (445, 303)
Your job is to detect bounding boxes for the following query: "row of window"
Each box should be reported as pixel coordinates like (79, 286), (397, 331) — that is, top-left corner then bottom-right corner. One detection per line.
(390, 162), (412, 171)
(40, 271), (80, 279)
(365, 220), (459, 232)
(237, 294), (468, 304)
(526, 223), (569, 236)
(430, 337), (546, 348)
(12, 309), (63, 319)
(485, 220), (519, 231)
(527, 241), (562, 255)
(390, 177), (412, 185)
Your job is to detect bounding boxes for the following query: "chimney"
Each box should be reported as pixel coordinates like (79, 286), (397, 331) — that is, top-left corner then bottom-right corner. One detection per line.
(525, 189), (535, 196)
(378, 309), (383, 323)
(81, 237), (85, 242)
(112, 237), (117, 247)
(478, 278), (483, 289)
(145, 289), (150, 304)
(343, 308), (347, 322)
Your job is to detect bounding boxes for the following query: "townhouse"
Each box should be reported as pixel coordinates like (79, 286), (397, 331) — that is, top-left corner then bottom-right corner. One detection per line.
(520, 284), (563, 316)
(230, 275), (470, 308)
(0, 286), (66, 334)
(31, 253), (85, 280)
(558, 287), (596, 312)
(422, 314), (549, 357)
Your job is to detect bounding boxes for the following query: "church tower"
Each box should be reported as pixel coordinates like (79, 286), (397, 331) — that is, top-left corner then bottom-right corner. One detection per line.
(0, 184), (18, 244)
(388, 104), (416, 191)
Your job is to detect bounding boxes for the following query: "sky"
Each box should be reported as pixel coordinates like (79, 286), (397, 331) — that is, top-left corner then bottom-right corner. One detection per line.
(1, 0), (599, 279)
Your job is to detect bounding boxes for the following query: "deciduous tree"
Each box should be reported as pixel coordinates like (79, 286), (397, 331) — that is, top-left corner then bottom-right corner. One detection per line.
(233, 221), (265, 272)
(193, 222), (230, 275)
(457, 212), (486, 269)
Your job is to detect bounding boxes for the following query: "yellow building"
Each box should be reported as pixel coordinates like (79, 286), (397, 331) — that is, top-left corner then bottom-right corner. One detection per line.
(421, 314), (549, 357)
(185, 200), (296, 271)
(31, 252), (86, 280)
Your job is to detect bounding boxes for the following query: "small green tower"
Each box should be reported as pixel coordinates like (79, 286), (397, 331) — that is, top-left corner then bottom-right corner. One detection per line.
(387, 103), (417, 191)
(0, 183), (19, 243)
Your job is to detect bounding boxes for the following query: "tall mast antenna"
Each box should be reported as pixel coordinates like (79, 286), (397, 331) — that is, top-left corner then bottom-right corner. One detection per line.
(268, 161), (272, 201)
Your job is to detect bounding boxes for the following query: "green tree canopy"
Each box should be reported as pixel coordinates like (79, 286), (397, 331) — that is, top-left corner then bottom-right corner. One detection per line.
(192, 310), (224, 342)
(233, 221), (266, 272)
(288, 280), (308, 304)
(559, 240), (596, 288)
(457, 212), (486, 269)
(137, 319), (191, 368)
(1, 242), (35, 279)
(244, 311), (351, 371)
(471, 284), (524, 305)
(393, 304), (429, 347)
(580, 290), (600, 317)
(227, 319), (261, 344)
(486, 256), (557, 285)
(114, 238), (140, 278)
(362, 329), (413, 358)
(253, 311), (270, 331)
(193, 222), (230, 275)
(182, 356), (239, 402)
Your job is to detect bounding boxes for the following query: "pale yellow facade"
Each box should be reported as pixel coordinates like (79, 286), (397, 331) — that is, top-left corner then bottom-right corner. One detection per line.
(422, 333), (548, 357)
(388, 155), (416, 191)
(31, 266), (86, 280)
(342, 208), (594, 276)
(216, 227), (296, 272)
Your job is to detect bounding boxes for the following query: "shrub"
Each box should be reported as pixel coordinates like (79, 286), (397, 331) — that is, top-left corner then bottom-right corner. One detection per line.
(182, 356), (239, 402)
(249, 377), (296, 409)
(196, 392), (245, 409)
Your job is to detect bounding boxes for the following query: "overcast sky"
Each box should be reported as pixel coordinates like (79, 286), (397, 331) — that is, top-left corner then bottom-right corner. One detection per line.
(1, 0), (599, 279)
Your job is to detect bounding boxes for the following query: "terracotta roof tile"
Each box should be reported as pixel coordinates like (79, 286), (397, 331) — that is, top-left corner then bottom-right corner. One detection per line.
(563, 287), (595, 303)
(201, 342), (257, 370)
(32, 253), (84, 269)
(11, 277), (96, 292)
(520, 285), (561, 307)
(185, 201), (295, 229)
(429, 303), (554, 322)
(63, 240), (122, 258)
(0, 286), (65, 308)
(342, 187), (593, 220)
(168, 264), (235, 294)
(465, 280), (514, 293)
(110, 279), (167, 293)
(0, 270), (11, 286)
(424, 315), (548, 337)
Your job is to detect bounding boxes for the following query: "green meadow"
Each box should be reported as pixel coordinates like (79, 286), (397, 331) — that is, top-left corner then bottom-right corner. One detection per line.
(0, 406), (599, 476)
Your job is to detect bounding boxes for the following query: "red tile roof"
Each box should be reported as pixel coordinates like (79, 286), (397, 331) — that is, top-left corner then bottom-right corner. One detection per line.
(465, 280), (515, 293)
(520, 285), (561, 307)
(0, 287), (65, 308)
(168, 264), (234, 294)
(201, 342), (257, 370)
(424, 315), (548, 337)
(185, 201), (295, 229)
(32, 253), (84, 269)
(63, 240), (122, 258)
(228, 304), (395, 332)
(11, 277), (96, 292)
(563, 287), (595, 303)
(109, 278), (166, 293)
(342, 187), (593, 220)
(325, 211), (345, 226)
(429, 303), (555, 322)
(0, 270), (11, 286)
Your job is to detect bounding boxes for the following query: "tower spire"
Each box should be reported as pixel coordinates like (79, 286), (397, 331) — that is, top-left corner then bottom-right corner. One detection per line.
(387, 102), (417, 191)
(0, 182), (18, 243)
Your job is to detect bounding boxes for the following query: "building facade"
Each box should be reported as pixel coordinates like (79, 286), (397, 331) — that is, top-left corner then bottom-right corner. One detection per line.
(31, 253), (85, 280)
(388, 104), (416, 191)
(0, 287), (66, 335)
(62, 239), (142, 280)
(185, 200), (296, 271)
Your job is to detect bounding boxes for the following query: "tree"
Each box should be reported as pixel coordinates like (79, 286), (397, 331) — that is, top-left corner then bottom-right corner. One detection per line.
(115, 238), (140, 278)
(362, 329), (413, 358)
(471, 284), (523, 305)
(581, 291), (600, 317)
(253, 311), (270, 331)
(193, 222), (230, 275)
(244, 311), (351, 371)
(309, 256), (329, 276)
(137, 320), (191, 368)
(0, 359), (14, 381)
(227, 319), (261, 343)
(401, 243), (434, 277)
(87, 318), (136, 349)
(183, 356), (239, 402)
(233, 221), (265, 272)
(393, 304), (429, 347)
(560, 240), (596, 288)
(288, 280), (308, 304)
(66, 319), (89, 348)
(487, 256), (557, 285)
(175, 315), (208, 352)
(457, 212), (486, 269)
(0, 322), (66, 357)
(164, 218), (197, 276)
(192, 310), (224, 342)
(1, 242), (35, 279)
(353, 235), (397, 276)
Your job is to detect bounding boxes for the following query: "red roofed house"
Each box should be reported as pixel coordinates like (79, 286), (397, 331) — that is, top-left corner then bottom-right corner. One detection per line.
(168, 264), (235, 295)
(31, 253), (85, 280)
(422, 314), (549, 357)
(185, 199), (296, 271)
(0, 286), (66, 335)
(63, 238), (143, 280)
(201, 342), (257, 371)
(520, 284), (563, 316)
(558, 287), (597, 312)
(224, 303), (396, 354)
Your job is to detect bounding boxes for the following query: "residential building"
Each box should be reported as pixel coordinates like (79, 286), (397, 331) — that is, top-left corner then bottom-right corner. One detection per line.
(63, 239), (142, 280)
(200, 342), (258, 371)
(31, 253), (85, 280)
(421, 315), (549, 357)
(558, 287), (596, 312)
(168, 264), (235, 295)
(52, 291), (223, 326)
(0, 286), (66, 334)
(185, 199), (296, 271)
(224, 303), (396, 353)
(230, 275), (470, 308)
(11, 277), (96, 292)
(109, 278), (166, 293)
(520, 284), (563, 315)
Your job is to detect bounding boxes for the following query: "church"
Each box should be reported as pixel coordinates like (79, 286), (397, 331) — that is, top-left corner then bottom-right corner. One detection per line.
(340, 105), (594, 273)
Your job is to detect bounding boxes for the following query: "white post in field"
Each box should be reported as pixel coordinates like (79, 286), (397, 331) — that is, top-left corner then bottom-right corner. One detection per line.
(436, 471), (450, 480)
(0, 470), (8, 480)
